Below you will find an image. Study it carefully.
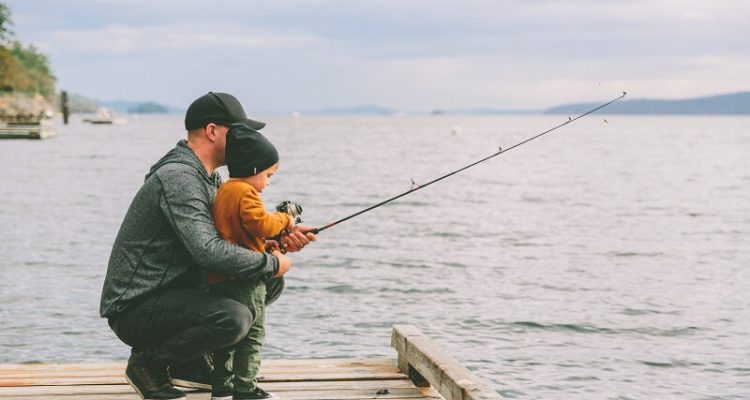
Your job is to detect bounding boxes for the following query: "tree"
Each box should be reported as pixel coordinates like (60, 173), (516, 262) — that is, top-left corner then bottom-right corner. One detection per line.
(0, 3), (56, 100)
(0, 3), (13, 43)
(11, 41), (56, 98)
(0, 46), (29, 92)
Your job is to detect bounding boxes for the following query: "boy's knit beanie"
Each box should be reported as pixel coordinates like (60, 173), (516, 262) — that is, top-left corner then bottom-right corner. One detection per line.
(225, 122), (279, 178)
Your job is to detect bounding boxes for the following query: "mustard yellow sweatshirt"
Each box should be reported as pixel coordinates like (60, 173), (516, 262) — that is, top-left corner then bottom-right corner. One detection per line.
(209, 180), (291, 284)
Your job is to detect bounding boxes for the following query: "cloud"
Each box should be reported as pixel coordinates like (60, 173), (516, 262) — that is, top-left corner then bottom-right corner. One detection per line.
(46, 24), (319, 55)
(6, 0), (750, 109)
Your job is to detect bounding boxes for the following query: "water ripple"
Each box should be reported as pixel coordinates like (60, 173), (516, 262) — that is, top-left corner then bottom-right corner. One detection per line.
(509, 321), (701, 337)
(638, 359), (706, 368)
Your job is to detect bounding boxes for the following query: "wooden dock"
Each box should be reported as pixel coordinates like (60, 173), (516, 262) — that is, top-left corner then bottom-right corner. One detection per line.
(0, 325), (500, 400)
(0, 121), (56, 140)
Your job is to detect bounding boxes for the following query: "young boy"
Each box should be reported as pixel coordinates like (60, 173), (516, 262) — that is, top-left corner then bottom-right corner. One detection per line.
(209, 122), (293, 400)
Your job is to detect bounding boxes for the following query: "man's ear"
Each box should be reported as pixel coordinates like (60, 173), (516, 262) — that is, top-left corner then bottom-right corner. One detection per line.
(205, 123), (219, 142)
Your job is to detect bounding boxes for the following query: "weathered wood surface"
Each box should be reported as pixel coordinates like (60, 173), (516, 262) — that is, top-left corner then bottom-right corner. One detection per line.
(391, 325), (501, 400)
(0, 358), (443, 400)
(0, 325), (498, 399)
(0, 120), (56, 139)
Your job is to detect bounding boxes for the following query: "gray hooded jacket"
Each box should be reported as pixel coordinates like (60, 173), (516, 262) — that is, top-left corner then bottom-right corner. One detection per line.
(100, 140), (281, 318)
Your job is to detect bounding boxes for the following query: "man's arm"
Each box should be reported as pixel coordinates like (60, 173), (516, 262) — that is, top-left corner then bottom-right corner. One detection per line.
(156, 164), (278, 281)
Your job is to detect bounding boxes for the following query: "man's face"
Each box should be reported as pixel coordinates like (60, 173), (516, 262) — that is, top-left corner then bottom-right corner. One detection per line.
(210, 124), (231, 166)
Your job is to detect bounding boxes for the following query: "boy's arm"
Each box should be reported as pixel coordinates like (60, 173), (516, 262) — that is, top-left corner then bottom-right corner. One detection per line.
(239, 189), (293, 239)
(156, 165), (279, 281)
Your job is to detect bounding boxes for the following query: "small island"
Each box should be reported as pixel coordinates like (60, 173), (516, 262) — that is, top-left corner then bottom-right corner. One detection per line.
(128, 102), (169, 114)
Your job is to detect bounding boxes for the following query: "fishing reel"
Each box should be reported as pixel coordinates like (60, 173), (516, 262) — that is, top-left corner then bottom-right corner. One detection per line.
(269, 200), (304, 254)
(276, 200), (303, 224)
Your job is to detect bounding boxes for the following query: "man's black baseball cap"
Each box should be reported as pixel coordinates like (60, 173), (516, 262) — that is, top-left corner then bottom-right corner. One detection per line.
(184, 92), (266, 131)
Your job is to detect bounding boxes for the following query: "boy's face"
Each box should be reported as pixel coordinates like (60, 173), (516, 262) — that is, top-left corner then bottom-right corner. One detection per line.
(246, 162), (279, 193)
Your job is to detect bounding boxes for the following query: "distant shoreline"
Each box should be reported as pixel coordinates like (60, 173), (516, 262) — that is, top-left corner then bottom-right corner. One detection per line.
(545, 91), (750, 115)
(80, 91), (750, 117)
(293, 91), (750, 116)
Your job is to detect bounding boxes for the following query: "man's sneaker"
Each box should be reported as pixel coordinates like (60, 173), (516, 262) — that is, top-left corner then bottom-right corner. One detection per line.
(125, 352), (185, 400)
(234, 387), (276, 399)
(169, 353), (213, 390)
(210, 389), (233, 400)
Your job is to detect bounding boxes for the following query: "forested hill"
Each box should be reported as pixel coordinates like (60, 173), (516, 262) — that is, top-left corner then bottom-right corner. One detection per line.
(0, 3), (56, 101)
(546, 92), (750, 115)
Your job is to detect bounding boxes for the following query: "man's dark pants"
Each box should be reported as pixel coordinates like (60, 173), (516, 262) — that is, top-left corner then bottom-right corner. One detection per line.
(109, 289), (252, 362)
(108, 279), (283, 364)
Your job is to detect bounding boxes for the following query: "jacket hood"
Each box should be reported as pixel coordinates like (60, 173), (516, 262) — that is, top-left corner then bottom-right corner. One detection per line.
(146, 140), (220, 185)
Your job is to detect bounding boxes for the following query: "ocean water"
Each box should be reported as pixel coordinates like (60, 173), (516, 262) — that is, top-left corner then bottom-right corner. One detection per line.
(0, 114), (748, 399)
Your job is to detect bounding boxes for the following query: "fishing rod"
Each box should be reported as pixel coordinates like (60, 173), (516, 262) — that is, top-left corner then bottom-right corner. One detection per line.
(284, 92), (626, 235)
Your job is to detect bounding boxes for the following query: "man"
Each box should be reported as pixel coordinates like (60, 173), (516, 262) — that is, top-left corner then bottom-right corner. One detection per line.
(100, 92), (315, 400)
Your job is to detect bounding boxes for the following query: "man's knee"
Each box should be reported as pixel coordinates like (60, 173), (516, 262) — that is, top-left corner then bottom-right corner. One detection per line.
(212, 298), (252, 345)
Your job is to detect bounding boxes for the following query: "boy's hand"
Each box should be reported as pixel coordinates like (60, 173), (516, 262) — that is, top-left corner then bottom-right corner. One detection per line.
(280, 225), (317, 253)
(264, 240), (281, 253)
(272, 250), (292, 278)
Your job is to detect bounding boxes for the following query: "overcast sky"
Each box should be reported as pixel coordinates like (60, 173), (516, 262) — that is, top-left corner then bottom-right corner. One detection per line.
(5, 0), (750, 112)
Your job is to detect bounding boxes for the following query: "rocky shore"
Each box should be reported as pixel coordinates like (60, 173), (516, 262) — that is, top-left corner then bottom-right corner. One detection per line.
(0, 92), (54, 125)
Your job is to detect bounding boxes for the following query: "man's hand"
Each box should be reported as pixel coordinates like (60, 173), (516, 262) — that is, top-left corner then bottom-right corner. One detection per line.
(272, 250), (292, 278)
(280, 225), (317, 253)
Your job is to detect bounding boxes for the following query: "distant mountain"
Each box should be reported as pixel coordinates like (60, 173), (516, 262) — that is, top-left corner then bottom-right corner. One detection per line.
(67, 93), (99, 113)
(546, 92), (750, 115)
(99, 100), (181, 114)
(128, 102), (169, 114)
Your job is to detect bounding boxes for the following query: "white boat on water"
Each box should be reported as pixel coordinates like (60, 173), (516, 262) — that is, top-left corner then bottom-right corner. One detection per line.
(83, 107), (127, 125)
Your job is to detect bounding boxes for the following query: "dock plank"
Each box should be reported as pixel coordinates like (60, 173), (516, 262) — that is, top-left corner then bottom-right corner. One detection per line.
(392, 325), (501, 400)
(0, 386), (440, 399)
(0, 358), (404, 387)
(0, 358), (435, 400)
(0, 383), (412, 395)
(0, 380), (424, 396)
(0, 358), (397, 372)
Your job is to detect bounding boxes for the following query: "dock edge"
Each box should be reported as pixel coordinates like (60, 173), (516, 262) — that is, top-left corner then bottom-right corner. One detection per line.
(391, 324), (501, 400)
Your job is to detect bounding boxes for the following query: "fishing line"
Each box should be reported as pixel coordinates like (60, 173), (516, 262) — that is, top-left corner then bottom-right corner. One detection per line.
(310, 92), (627, 234)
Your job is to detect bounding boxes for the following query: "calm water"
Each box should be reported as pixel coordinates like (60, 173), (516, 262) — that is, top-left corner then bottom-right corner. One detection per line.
(0, 114), (748, 399)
